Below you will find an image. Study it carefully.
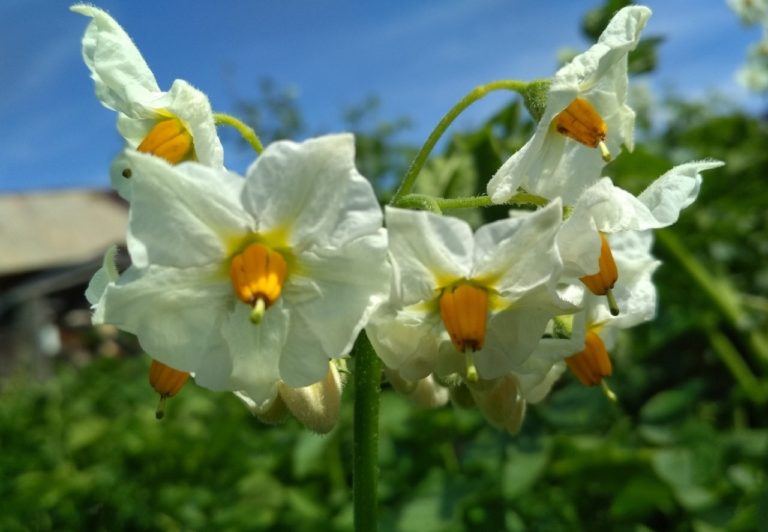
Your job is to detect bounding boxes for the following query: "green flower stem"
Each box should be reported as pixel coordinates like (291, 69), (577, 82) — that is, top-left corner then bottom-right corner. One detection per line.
(655, 229), (768, 368)
(394, 192), (549, 212)
(352, 331), (382, 531)
(707, 330), (767, 404)
(213, 113), (264, 154)
(390, 80), (529, 204)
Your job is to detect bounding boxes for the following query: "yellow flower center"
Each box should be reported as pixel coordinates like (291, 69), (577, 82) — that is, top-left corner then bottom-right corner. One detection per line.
(565, 329), (613, 387)
(229, 243), (288, 324)
(439, 283), (489, 352)
(148, 359), (190, 419)
(554, 97), (611, 161)
(579, 232), (620, 315)
(137, 117), (194, 165)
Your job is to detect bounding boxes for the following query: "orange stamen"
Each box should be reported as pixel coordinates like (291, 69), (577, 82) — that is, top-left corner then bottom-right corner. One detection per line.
(229, 243), (287, 323)
(439, 283), (489, 352)
(580, 233), (620, 315)
(137, 118), (193, 164)
(148, 359), (190, 419)
(555, 97), (611, 161)
(565, 330), (613, 386)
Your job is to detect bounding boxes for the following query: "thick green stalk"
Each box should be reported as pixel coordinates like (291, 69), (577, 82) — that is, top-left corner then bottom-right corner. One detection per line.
(390, 80), (529, 204)
(213, 112), (264, 154)
(352, 331), (382, 531)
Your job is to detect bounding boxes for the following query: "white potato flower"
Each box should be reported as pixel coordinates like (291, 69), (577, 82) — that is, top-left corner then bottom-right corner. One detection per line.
(87, 134), (389, 411)
(488, 6), (651, 204)
(72, 4), (224, 196)
(367, 200), (575, 383)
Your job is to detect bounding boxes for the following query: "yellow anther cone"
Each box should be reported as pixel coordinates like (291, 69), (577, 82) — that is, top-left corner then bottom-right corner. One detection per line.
(565, 330), (613, 387)
(439, 283), (489, 352)
(555, 97), (611, 161)
(148, 359), (190, 419)
(229, 243), (287, 322)
(137, 118), (194, 164)
(580, 233), (620, 315)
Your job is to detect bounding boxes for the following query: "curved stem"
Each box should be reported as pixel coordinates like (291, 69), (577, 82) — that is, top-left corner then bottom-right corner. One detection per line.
(390, 80), (529, 204)
(394, 192), (549, 211)
(213, 112), (264, 154)
(352, 331), (382, 531)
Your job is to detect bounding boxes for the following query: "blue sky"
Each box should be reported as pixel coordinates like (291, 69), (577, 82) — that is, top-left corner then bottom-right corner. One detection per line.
(0, 0), (763, 193)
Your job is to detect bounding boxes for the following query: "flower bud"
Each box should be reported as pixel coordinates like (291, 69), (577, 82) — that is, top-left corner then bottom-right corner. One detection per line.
(253, 394), (290, 425)
(385, 369), (449, 409)
(278, 363), (342, 434)
(467, 375), (527, 434)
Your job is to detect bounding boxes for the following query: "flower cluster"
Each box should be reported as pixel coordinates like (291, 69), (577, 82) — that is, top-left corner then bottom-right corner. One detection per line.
(76, 4), (721, 435)
(368, 5), (722, 432)
(728, 0), (768, 91)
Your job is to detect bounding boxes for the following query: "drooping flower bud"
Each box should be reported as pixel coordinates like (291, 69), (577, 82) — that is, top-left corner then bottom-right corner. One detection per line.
(278, 363), (343, 434)
(467, 375), (527, 434)
(229, 243), (288, 324)
(439, 283), (489, 352)
(579, 232), (620, 315)
(253, 394), (290, 426)
(554, 97), (611, 161)
(385, 369), (449, 409)
(565, 329), (613, 386)
(148, 359), (190, 419)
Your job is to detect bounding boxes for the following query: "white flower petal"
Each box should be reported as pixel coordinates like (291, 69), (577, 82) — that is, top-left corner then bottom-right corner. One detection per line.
(557, 207), (602, 278)
(86, 245), (119, 312)
(287, 231), (389, 363)
(242, 134), (382, 251)
(366, 306), (444, 381)
(121, 151), (249, 268)
(220, 303), (287, 408)
(165, 79), (224, 169)
(278, 310), (341, 388)
(474, 287), (564, 379)
(101, 264), (232, 374)
(637, 160), (724, 227)
(522, 362), (566, 404)
(577, 161), (723, 233)
(473, 199), (563, 299)
(385, 207), (473, 305)
(71, 4), (160, 117)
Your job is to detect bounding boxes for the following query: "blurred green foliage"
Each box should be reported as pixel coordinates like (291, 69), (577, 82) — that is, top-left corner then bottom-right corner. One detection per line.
(3, 2), (768, 530)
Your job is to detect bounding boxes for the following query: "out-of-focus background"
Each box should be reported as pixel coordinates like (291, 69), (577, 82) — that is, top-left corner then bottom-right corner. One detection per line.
(2, 0), (768, 530)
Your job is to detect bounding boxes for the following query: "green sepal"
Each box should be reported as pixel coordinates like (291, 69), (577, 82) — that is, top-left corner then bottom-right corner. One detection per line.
(522, 79), (551, 123)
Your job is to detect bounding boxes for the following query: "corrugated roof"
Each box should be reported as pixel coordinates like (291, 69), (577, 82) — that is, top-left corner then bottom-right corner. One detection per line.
(0, 190), (127, 275)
